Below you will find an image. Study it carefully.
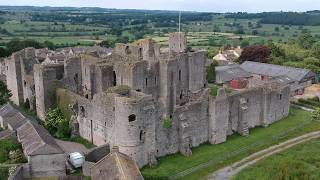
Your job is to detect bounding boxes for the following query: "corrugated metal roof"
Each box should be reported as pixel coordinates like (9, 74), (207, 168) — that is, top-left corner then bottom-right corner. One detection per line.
(215, 65), (252, 83)
(240, 61), (316, 82)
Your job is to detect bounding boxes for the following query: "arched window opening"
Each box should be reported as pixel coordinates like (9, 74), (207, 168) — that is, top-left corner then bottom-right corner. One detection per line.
(128, 114), (136, 122)
(145, 78), (148, 87)
(179, 70), (181, 81)
(139, 48), (142, 58)
(180, 91), (183, 100)
(74, 73), (78, 84)
(125, 46), (131, 54)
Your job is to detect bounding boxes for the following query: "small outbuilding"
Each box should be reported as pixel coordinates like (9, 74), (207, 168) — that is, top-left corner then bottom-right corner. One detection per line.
(17, 121), (66, 178)
(90, 146), (143, 180)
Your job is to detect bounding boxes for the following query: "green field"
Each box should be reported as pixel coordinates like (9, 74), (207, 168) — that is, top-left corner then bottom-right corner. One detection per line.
(234, 138), (320, 180)
(1, 10), (320, 49)
(141, 108), (320, 179)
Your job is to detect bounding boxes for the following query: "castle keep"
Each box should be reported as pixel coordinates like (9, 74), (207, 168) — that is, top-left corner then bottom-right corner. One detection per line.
(2, 33), (290, 167)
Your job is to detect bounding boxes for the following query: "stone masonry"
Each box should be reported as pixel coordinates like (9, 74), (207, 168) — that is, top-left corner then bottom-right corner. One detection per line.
(2, 33), (290, 168)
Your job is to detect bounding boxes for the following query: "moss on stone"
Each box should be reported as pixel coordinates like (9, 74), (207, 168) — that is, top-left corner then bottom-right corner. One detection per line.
(56, 88), (72, 121)
(107, 85), (130, 96)
(163, 117), (173, 129)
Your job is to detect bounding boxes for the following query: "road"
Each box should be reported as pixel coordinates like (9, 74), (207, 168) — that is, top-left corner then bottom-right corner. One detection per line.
(208, 131), (320, 180)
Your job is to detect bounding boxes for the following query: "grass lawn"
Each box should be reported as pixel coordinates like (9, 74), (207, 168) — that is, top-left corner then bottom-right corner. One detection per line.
(233, 138), (320, 180)
(141, 108), (320, 179)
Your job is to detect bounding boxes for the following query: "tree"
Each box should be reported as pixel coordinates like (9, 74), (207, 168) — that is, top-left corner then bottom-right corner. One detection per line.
(252, 30), (259, 35)
(311, 42), (320, 59)
(0, 81), (11, 105)
(208, 37), (217, 46)
(240, 40), (250, 48)
(0, 47), (9, 58)
(206, 61), (218, 83)
(274, 27), (280, 32)
(297, 32), (315, 49)
(100, 39), (116, 48)
(268, 43), (286, 58)
(239, 45), (271, 63)
(6, 39), (42, 53)
(43, 41), (55, 50)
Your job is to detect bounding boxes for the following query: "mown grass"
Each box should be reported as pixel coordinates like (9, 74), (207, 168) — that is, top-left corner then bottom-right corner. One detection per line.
(233, 138), (320, 180)
(141, 108), (319, 179)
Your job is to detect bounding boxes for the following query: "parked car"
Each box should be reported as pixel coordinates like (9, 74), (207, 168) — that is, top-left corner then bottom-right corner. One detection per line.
(68, 152), (85, 168)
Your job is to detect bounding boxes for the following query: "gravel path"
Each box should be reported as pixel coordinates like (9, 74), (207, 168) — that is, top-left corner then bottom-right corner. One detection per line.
(208, 131), (320, 180)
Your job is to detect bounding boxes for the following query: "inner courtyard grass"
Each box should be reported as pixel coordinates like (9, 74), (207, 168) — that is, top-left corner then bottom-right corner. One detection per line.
(141, 108), (319, 179)
(233, 138), (320, 180)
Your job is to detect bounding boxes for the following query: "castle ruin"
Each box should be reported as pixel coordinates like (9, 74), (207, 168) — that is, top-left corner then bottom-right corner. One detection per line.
(2, 32), (290, 167)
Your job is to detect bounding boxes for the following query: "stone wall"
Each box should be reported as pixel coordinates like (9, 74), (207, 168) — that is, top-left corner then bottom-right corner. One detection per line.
(114, 90), (160, 167)
(28, 154), (66, 178)
(6, 53), (24, 105)
(34, 64), (64, 120)
(169, 32), (187, 53)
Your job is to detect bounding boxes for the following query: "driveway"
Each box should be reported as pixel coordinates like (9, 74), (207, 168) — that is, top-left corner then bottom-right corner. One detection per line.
(208, 131), (320, 180)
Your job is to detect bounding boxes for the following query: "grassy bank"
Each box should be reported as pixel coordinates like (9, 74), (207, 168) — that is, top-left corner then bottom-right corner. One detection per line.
(141, 108), (318, 179)
(234, 138), (320, 180)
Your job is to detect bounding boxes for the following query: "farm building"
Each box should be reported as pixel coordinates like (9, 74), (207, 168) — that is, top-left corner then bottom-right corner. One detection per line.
(17, 121), (66, 178)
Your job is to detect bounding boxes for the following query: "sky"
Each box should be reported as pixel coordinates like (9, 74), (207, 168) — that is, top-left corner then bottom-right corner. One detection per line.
(0, 0), (320, 13)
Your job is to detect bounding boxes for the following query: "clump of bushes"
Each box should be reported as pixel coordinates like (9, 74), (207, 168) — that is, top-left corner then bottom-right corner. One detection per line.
(44, 107), (71, 139)
(298, 98), (320, 108)
(312, 108), (320, 121)
(0, 138), (26, 164)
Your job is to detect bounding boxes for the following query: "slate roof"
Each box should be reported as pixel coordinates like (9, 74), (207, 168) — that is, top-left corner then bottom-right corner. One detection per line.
(240, 61), (316, 82)
(17, 121), (64, 156)
(0, 104), (27, 130)
(270, 75), (295, 85)
(91, 147), (143, 180)
(215, 65), (252, 83)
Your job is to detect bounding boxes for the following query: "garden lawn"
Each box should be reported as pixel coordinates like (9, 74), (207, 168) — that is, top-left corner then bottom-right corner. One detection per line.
(233, 138), (320, 180)
(141, 108), (319, 179)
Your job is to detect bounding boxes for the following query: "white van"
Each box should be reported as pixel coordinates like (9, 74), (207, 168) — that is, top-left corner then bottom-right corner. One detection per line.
(68, 152), (85, 168)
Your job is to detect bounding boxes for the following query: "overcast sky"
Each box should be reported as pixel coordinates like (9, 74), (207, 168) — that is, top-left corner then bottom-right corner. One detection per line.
(1, 0), (320, 12)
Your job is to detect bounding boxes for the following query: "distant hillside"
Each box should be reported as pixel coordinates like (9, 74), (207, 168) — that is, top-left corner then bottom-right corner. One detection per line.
(226, 12), (320, 26)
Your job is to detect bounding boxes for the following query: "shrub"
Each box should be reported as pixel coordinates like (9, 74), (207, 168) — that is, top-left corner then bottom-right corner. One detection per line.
(206, 61), (218, 83)
(312, 108), (320, 121)
(0, 81), (11, 105)
(45, 107), (71, 139)
(0, 138), (23, 163)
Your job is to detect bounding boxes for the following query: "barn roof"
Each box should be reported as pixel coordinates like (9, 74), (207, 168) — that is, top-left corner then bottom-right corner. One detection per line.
(215, 65), (252, 83)
(240, 61), (316, 82)
(17, 121), (64, 156)
(0, 104), (27, 130)
(91, 147), (143, 180)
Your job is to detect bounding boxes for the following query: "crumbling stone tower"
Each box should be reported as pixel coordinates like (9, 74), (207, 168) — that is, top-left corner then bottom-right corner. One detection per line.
(169, 32), (187, 53)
